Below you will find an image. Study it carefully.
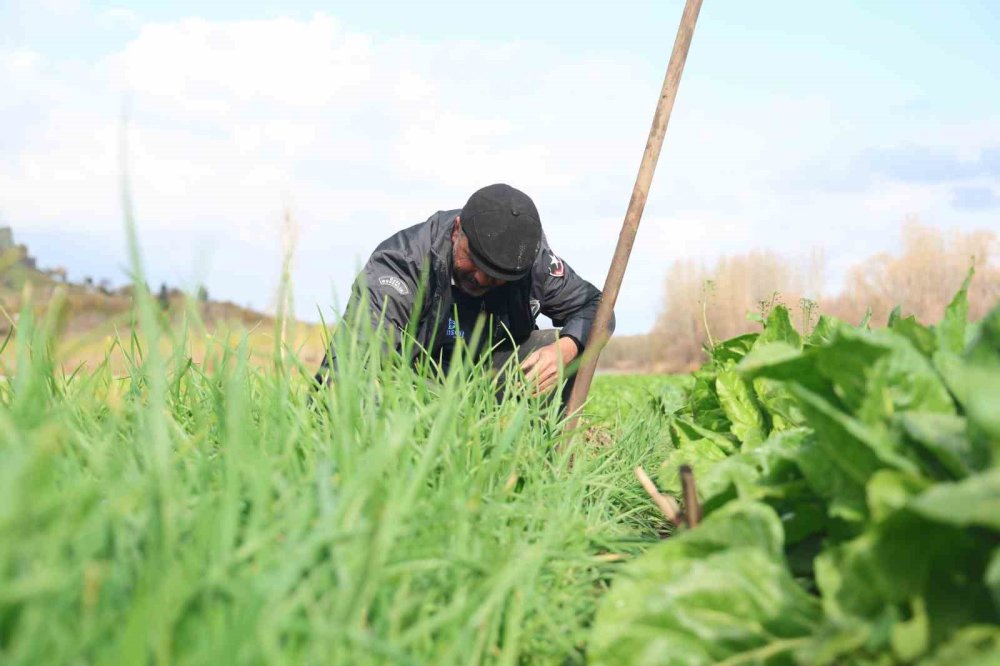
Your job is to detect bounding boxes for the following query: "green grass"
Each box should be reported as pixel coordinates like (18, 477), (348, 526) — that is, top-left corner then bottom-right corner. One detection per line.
(0, 297), (682, 664)
(585, 374), (693, 427)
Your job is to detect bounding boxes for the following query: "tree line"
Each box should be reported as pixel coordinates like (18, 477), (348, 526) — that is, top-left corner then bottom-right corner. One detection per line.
(600, 219), (999, 372)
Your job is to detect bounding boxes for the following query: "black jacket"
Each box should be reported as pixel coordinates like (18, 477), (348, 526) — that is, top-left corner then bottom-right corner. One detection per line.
(317, 209), (613, 376)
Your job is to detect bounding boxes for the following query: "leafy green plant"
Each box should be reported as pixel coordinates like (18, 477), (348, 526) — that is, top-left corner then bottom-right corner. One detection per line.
(593, 271), (1000, 664)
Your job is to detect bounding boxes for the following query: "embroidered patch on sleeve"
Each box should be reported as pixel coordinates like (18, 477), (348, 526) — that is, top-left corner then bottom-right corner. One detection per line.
(378, 276), (410, 295)
(547, 254), (565, 278)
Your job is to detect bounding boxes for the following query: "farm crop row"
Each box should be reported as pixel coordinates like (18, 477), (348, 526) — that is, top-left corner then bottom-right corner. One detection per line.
(591, 272), (1000, 665)
(0, 294), (676, 664)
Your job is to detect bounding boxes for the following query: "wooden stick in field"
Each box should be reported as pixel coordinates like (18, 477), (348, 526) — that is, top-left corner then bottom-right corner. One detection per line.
(680, 464), (701, 528)
(635, 466), (681, 524)
(565, 0), (705, 426)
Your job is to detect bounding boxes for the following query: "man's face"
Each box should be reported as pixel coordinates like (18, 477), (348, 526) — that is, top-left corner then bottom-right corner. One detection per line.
(451, 217), (507, 297)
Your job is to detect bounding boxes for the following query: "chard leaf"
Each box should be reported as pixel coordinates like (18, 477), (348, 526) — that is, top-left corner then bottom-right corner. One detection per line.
(752, 376), (804, 430)
(590, 502), (821, 666)
(711, 332), (759, 367)
(789, 385), (918, 517)
(919, 625), (1000, 666)
(856, 331), (956, 422)
(688, 368), (731, 433)
(815, 510), (995, 652)
(807, 314), (840, 346)
(816, 327), (955, 423)
(755, 305), (803, 350)
(667, 415), (737, 453)
(965, 366), (1000, 450)
(716, 368), (766, 449)
(739, 342), (803, 375)
(909, 468), (1000, 530)
(965, 302), (1000, 366)
(738, 343), (833, 401)
(866, 470), (931, 522)
(899, 412), (988, 479)
(657, 437), (730, 496)
(986, 548), (1000, 612)
(813, 328), (890, 412)
(794, 435), (868, 522)
(934, 266), (973, 355)
(697, 428), (809, 505)
(891, 313), (937, 358)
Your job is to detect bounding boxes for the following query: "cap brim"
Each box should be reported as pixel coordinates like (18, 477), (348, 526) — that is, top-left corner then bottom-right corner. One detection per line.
(466, 242), (531, 282)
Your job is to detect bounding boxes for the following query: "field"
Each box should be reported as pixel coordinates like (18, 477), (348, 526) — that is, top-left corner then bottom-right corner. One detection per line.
(0, 288), (682, 664)
(1, 275), (998, 664)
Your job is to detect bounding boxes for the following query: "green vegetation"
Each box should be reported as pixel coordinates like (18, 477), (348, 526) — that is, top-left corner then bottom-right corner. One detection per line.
(0, 288), (680, 664)
(590, 273), (1000, 665)
(2, 265), (997, 663)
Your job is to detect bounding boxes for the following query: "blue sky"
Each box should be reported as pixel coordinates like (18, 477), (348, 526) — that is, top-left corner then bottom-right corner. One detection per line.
(2, 0), (998, 333)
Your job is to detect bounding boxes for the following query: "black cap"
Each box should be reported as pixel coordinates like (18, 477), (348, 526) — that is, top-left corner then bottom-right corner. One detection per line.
(460, 184), (542, 281)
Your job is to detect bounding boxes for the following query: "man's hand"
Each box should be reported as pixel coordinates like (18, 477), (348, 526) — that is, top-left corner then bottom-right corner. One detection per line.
(520, 337), (579, 396)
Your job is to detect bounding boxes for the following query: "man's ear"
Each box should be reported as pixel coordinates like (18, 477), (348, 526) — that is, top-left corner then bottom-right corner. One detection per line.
(452, 216), (461, 242)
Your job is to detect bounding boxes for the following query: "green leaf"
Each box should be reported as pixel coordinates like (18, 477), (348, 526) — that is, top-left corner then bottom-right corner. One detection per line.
(859, 307), (874, 329)
(934, 265), (974, 355)
(739, 342), (833, 400)
(716, 368), (767, 449)
(888, 305), (902, 328)
(986, 548), (1000, 612)
(934, 307), (1000, 452)
(739, 341), (802, 374)
(796, 618), (891, 666)
(794, 435), (868, 523)
(816, 510), (995, 649)
(866, 470), (931, 523)
(687, 368), (732, 433)
(891, 597), (930, 662)
(590, 502), (821, 666)
(816, 328), (955, 424)
(657, 437), (730, 496)
(711, 332), (759, 367)
(899, 412), (988, 479)
(965, 302), (1000, 366)
(891, 314), (938, 358)
(789, 385), (918, 522)
(813, 327), (890, 413)
(919, 625), (1000, 666)
(965, 366), (1000, 449)
(857, 331), (957, 422)
(666, 415), (737, 453)
(909, 468), (1000, 530)
(807, 314), (840, 347)
(697, 428), (810, 505)
(755, 305), (803, 350)
(752, 376), (805, 430)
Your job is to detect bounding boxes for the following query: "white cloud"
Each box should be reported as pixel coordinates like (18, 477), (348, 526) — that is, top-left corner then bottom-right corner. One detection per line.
(3, 49), (42, 75)
(97, 7), (139, 29)
(1, 11), (995, 335)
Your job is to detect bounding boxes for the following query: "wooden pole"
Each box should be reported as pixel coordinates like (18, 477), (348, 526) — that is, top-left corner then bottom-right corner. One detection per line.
(565, 0), (705, 426)
(680, 464), (701, 527)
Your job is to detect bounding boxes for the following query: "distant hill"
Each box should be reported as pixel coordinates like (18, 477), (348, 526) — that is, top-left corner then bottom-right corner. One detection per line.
(0, 226), (327, 372)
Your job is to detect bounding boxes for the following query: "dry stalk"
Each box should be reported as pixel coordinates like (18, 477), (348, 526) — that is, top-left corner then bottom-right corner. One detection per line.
(635, 466), (681, 524)
(680, 464), (701, 528)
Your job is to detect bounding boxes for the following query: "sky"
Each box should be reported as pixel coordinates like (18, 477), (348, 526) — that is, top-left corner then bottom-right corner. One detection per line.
(1, 0), (998, 334)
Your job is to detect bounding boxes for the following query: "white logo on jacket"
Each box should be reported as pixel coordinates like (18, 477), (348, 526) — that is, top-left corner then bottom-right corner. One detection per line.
(378, 276), (410, 295)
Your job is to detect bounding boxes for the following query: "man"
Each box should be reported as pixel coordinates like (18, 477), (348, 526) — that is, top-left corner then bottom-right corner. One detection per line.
(315, 183), (613, 403)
